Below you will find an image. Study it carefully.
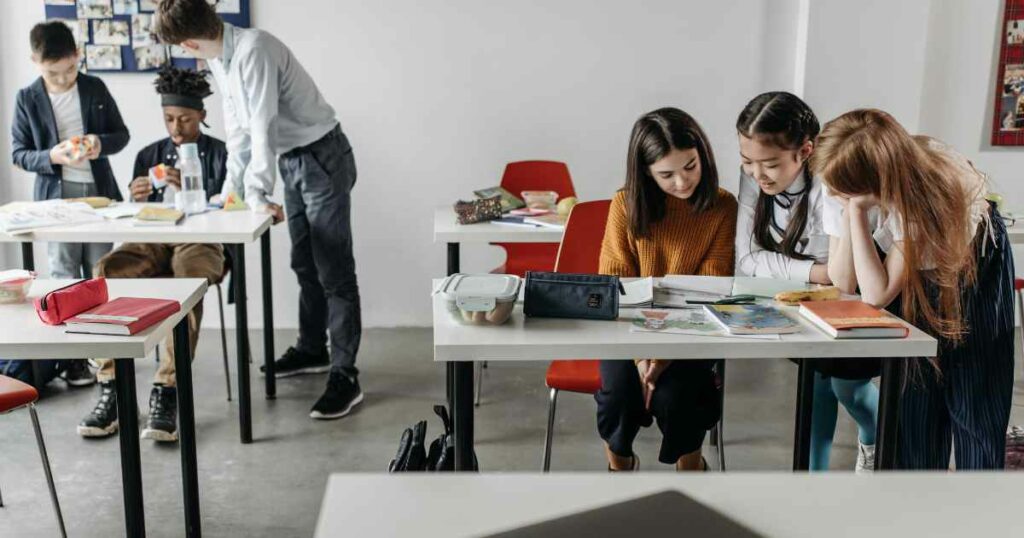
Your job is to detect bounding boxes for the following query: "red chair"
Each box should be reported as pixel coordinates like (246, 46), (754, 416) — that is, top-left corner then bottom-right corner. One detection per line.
(0, 375), (66, 536)
(540, 200), (726, 471)
(491, 160), (577, 277)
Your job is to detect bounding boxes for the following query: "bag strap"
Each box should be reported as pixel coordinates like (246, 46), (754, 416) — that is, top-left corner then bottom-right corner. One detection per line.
(433, 404), (452, 434)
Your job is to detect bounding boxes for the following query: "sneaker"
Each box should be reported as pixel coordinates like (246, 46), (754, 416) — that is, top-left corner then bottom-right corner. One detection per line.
(260, 346), (330, 378)
(608, 454), (640, 472)
(141, 385), (178, 442)
(77, 381), (118, 437)
(62, 359), (96, 387)
(309, 373), (363, 420)
(856, 442), (876, 473)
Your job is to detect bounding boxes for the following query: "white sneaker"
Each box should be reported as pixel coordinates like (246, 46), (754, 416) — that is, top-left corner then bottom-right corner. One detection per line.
(856, 443), (875, 473)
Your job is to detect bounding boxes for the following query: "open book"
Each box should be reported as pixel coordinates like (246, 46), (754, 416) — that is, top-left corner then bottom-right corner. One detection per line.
(659, 275), (814, 300)
(0, 200), (103, 234)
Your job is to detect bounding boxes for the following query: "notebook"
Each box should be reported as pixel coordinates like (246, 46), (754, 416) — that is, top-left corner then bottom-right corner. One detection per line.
(522, 214), (566, 229)
(659, 275), (812, 300)
(484, 490), (764, 538)
(799, 300), (909, 339)
(703, 304), (802, 335)
(132, 206), (184, 227)
(619, 278), (693, 309)
(65, 297), (181, 336)
(474, 186), (525, 212)
(490, 216), (540, 228)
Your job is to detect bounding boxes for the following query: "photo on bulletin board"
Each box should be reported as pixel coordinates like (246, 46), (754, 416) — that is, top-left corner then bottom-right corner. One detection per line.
(43, 0), (250, 73)
(992, 0), (1024, 145)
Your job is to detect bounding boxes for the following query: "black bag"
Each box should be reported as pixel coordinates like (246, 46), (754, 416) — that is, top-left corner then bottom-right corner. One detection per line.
(523, 271), (623, 321)
(388, 420), (428, 472)
(0, 359), (66, 389)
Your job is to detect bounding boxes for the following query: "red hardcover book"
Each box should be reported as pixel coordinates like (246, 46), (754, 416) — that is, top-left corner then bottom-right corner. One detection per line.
(64, 297), (181, 336)
(799, 300), (909, 339)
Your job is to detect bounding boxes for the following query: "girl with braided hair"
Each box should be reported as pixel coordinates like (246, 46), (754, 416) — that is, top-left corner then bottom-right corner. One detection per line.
(735, 92), (879, 472)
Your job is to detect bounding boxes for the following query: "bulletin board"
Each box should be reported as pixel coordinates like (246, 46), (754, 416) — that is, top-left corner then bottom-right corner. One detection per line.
(42, 0), (250, 73)
(993, 0), (1024, 145)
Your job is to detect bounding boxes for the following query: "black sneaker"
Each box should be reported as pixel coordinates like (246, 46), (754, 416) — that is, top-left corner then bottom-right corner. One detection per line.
(62, 359), (96, 387)
(260, 346), (330, 378)
(309, 373), (363, 420)
(77, 381), (118, 437)
(141, 385), (177, 442)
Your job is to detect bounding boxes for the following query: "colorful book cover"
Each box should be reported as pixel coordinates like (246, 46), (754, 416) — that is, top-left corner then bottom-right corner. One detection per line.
(703, 304), (801, 335)
(474, 186), (525, 212)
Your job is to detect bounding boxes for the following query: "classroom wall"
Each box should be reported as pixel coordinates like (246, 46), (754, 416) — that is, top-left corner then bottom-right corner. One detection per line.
(0, 0), (772, 328)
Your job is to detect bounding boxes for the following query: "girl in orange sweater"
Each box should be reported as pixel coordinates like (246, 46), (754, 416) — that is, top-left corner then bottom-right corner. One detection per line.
(597, 107), (737, 471)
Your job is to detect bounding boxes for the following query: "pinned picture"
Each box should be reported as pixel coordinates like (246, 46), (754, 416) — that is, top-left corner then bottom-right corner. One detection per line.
(1000, 96), (1019, 131)
(169, 45), (193, 59)
(1003, 64), (1024, 96)
(139, 0), (158, 12)
(113, 0), (138, 15)
(134, 45), (169, 71)
(132, 14), (157, 47)
(86, 44), (123, 70)
(44, 0), (76, 5)
(56, 19), (90, 46)
(92, 19), (130, 46)
(77, 0), (114, 19)
(209, 0), (241, 14)
(1009, 19), (1024, 45)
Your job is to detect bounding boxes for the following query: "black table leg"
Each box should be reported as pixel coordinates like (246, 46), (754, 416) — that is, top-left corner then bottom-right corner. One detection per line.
(21, 242), (34, 271)
(792, 358), (815, 471)
(113, 359), (145, 538)
(445, 243), (459, 412)
(453, 361), (475, 471)
(174, 319), (202, 537)
(875, 358), (903, 470)
(233, 244), (252, 444)
(261, 232), (276, 399)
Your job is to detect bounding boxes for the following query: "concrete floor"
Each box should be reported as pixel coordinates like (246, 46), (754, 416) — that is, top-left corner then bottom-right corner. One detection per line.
(1, 328), (1023, 537)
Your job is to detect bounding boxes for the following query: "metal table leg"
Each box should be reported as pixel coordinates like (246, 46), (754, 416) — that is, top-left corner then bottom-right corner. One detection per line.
(792, 358), (815, 471)
(233, 244), (253, 444)
(875, 358), (903, 470)
(113, 359), (145, 537)
(174, 319), (202, 537)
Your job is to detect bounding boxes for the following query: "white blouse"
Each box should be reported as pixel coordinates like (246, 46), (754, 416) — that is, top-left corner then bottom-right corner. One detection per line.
(735, 169), (829, 282)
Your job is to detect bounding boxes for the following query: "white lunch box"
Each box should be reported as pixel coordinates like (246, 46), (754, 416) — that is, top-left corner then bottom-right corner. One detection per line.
(438, 273), (521, 326)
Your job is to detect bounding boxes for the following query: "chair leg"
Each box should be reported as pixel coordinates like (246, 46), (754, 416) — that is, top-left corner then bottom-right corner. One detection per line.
(0, 477), (4, 507)
(29, 404), (67, 538)
(474, 362), (484, 407)
(216, 283), (232, 402)
(542, 388), (559, 472)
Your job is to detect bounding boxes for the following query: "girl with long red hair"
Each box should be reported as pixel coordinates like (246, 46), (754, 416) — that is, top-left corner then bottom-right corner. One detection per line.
(812, 109), (1014, 469)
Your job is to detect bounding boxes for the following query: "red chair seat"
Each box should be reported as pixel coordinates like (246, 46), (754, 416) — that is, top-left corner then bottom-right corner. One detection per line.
(545, 360), (602, 394)
(492, 244), (560, 277)
(0, 375), (39, 412)
(1015, 277), (1024, 291)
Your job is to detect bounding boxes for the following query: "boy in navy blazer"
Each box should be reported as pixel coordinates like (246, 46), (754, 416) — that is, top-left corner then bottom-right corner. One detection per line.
(10, 21), (129, 386)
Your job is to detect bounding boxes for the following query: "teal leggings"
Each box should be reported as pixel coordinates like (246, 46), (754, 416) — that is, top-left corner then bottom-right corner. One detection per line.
(810, 373), (879, 471)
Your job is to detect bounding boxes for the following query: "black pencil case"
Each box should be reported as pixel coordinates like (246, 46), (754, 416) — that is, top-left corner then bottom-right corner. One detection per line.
(523, 271), (623, 321)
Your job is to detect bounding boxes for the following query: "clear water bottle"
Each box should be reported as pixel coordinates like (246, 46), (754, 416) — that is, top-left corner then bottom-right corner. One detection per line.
(175, 143), (207, 215)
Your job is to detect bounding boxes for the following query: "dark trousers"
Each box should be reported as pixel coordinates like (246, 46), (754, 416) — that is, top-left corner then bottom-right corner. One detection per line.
(596, 360), (719, 464)
(278, 125), (362, 379)
(897, 211), (1015, 469)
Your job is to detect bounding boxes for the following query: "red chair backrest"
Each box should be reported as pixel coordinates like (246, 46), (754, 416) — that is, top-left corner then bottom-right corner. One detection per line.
(554, 200), (612, 274)
(500, 161), (577, 200)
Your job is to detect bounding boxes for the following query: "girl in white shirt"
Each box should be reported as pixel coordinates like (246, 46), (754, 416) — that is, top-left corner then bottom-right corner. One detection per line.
(813, 109), (1013, 470)
(736, 92), (880, 472)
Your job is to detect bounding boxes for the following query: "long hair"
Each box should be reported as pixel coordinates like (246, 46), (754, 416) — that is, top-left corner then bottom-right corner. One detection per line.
(736, 92), (820, 260)
(810, 109), (977, 344)
(625, 107), (719, 238)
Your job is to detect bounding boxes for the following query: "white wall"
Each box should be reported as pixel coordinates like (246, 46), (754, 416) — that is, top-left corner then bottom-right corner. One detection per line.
(1, 0), (771, 328)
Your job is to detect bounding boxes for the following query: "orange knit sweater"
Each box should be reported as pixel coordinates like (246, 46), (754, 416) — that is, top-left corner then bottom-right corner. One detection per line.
(599, 188), (738, 278)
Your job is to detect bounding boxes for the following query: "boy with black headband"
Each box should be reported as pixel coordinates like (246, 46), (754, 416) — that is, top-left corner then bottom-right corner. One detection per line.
(78, 67), (227, 442)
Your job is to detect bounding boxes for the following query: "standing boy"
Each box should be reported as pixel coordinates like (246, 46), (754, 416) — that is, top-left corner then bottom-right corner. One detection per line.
(155, 0), (363, 420)
(11, 21), (130, 386)
(79, 67), (228, 441)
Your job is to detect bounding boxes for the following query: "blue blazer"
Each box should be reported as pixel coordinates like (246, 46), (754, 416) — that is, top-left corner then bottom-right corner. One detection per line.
(11, 74), (129, 201)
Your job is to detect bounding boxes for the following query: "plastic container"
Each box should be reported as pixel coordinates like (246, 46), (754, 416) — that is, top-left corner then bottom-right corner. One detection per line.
(0, 270), (35, 304)
(175, 143), (207, 215)
(521, 191), (558, 211)
(438, 273), (521, 325)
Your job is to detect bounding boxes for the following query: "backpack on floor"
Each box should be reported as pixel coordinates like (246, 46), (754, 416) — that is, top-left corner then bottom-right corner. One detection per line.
(388, 404), (478, 472)
(0, 359), (65, 389)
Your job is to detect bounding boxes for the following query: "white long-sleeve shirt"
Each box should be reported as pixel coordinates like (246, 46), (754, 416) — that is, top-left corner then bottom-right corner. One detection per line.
(208, 23), (339, 210)
(735, 170), (829, 282)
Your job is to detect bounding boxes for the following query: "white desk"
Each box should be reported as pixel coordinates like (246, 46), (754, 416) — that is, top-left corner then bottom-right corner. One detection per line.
(1, 206), (277, 444)
(0, 278), (207, 537)
(432, 278), (938, 472)
(315, 473), (1019, 538)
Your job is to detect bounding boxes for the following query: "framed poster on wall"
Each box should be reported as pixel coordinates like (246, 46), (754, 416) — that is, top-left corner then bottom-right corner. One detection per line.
(43, 0), (250, 73)
(993, 0), (1024, 145)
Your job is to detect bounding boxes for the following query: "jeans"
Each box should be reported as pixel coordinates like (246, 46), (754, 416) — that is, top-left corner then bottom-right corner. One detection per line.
(47, 181), (112, 278)
(278, 125), (362, 379)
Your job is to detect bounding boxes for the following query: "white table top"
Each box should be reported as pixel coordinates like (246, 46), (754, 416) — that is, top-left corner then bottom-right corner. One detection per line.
(434, 207), (564, 244)
(432, 278), (937, 361)
(315, 473), (1020, 538)
(0, 278), (207, 359)
(0, 206), (272, 244)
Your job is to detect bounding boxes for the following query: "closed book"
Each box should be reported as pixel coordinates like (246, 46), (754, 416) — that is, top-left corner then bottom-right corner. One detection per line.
(799, 300), (908, 339)
(490, 216), (541, 228)
(703, 304), (801, 335)
(65, 297), (181, 336)
(523, 214), (566, 229)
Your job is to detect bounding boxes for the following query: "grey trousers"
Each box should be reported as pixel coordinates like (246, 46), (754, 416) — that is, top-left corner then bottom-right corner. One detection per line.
(278, 125), (362, 379)
(47, 181), (112, 279)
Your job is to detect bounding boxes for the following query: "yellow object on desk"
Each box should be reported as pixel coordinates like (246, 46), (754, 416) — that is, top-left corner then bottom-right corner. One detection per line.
(68, 196), (112, 209)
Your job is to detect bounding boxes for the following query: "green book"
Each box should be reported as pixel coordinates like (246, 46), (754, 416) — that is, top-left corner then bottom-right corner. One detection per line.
(474, 186), (525, 212)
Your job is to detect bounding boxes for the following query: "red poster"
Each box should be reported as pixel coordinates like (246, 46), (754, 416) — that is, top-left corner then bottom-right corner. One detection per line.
(993, 0), (1024, 145)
